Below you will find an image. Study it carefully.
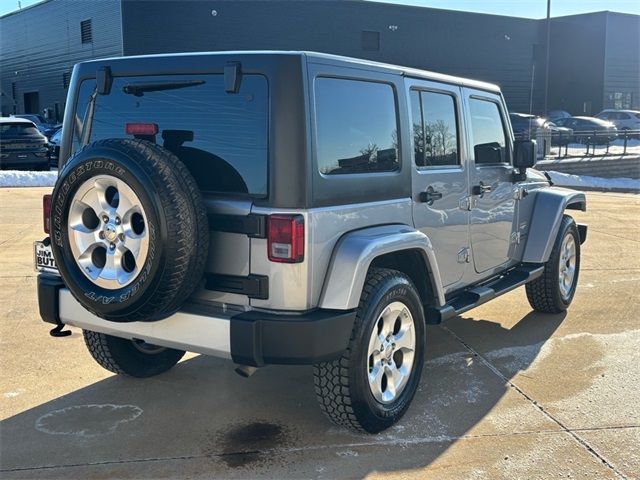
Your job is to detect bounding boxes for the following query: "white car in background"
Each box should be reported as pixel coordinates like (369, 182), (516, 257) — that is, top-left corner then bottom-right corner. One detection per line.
(595, 109), (640, 131)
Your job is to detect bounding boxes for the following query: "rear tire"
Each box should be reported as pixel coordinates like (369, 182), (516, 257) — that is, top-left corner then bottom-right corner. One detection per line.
(313, 268), (425, 433)
(526, 215), (581, 313)
(83, 330), (185, 378)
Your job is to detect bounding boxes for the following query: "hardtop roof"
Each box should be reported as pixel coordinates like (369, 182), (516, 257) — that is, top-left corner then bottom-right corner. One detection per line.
(76, 50), (501, 93)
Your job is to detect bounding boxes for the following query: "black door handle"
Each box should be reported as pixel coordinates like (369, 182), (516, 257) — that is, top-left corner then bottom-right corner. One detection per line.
(419, 186), (443, 205)
(472, 182), (492, 196)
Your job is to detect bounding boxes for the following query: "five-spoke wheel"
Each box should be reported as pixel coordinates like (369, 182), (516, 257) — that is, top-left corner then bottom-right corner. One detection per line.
(314, 268), (425, 433)
(68, 175), (149, 289)
(558, 232), (577, 301)
(367, 301), (416, 404)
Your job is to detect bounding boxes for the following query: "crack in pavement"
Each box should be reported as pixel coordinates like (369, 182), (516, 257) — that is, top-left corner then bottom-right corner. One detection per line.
(440, 324), (630, 480)
(2, 426), (638, 473)
(587, 229), (640, 244)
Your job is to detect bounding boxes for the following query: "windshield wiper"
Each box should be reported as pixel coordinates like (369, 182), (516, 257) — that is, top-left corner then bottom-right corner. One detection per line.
(122, 80), (205, 97)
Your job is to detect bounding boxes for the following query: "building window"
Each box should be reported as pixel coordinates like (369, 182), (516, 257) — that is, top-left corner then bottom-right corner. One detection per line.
(410, 90), (460, 168)
(608, 92), (633, 110)
(11, 82), (17, 114)
(315, 77), (399, 175)
(62, 72), (71, 89)
(362, 31), (380, 51)
(80, 19), (93, 44)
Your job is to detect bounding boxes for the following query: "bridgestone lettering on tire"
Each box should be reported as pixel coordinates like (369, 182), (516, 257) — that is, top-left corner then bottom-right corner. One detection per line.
(526, 215), (581, 313)
(313, 268), (425, 433)
(50, 139), (209, 322)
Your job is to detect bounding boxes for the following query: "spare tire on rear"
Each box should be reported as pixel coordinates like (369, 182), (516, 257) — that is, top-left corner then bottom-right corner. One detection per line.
(50, 138), (209, 322)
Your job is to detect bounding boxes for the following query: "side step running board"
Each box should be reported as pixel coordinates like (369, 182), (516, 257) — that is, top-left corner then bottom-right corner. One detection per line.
(425, 264), (544, 324)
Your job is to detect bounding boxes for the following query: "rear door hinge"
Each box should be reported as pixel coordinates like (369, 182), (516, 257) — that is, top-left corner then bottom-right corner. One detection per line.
(459, 196), (476, 211)
(510, 231), (522, 245)
(457, 247), (471, 263)
(514, 187), (528, 201)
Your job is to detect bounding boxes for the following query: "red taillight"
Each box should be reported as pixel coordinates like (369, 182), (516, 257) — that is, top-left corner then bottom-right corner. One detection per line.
(43, 194), (52, 234)
(125, 122), (158, 136)
(267, 215), (304, 263)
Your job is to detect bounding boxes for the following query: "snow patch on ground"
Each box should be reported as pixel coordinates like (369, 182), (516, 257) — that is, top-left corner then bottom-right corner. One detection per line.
(549, 139), (640, 157)
(0, 170), (57, 188)
(546, 170), (640, 190)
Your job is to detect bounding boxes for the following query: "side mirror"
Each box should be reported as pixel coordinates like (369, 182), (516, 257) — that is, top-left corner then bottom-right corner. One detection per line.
(513, 139), (536, 169)
(512, 139), (536, 182)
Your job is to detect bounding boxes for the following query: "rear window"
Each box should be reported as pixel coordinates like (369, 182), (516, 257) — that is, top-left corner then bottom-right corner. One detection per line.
(0, 122), (40, 136)
(73, 74), (268, 196)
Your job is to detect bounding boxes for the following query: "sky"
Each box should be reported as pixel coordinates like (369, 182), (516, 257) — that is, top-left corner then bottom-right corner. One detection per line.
(1, 0), (639, 18)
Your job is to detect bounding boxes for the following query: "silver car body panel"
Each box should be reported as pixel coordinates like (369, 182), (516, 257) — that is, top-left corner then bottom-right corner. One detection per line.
(251, 199), (414, 310)
(462, 88), (518, 275)
(191, 197), (253, 306)
(521, 186), (586, 263)
(319, 224), (445, 310)
(405, 79), (471, 291)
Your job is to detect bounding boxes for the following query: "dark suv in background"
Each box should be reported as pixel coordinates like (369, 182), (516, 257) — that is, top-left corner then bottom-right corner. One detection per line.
(0, 117), (50, 170)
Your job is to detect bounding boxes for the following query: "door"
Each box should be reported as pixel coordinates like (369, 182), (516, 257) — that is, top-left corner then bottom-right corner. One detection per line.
(465, 90), (516, 274)
(23, 92), (39, 114)
(409, 81), (469, 288)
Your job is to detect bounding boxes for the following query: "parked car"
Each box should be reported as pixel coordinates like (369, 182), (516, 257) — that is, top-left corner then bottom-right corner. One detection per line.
(509, 113), (571, 147)
(43, 123), (63, 139)
(509, 113), (547, 140)
(10, 114), (50, 134)
(0, 117), (50, 170)
(35, 51), (587, 433)
(48, 127), (62, 167)
(554, 116), (618, 144)
(547, 110), (572, 122)
(546, 121), (574, 146)
(595, 109), (640, 132)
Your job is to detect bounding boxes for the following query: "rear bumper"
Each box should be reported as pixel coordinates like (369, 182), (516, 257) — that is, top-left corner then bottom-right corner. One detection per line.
(0, 151), (49, 169)
(37, 274), (356, 366)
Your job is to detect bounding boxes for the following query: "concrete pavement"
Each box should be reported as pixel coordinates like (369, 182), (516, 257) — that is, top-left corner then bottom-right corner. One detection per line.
(0, 187), (638, 479)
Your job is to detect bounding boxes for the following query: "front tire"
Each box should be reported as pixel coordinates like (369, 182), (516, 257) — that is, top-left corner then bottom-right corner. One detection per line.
(526, 215), (581, 313)
(313, 268), (425, 433)
(83, 330), (185, 378)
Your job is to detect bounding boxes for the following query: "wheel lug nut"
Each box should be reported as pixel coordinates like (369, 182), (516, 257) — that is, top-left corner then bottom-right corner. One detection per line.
(119, 233), (125, 241)
(115, 217), (121, 225)
(102, 215), (109, 223)
(109, 243), (116, 250)
(98, 231), (105, 239)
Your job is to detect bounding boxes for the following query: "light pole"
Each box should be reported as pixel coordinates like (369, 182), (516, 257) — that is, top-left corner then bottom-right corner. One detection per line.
(543, 0), (551, 116)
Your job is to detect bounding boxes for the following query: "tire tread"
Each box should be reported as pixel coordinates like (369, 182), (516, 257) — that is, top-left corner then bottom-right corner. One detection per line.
(526, 215), (579, 313)
(313, 268), (413, 432)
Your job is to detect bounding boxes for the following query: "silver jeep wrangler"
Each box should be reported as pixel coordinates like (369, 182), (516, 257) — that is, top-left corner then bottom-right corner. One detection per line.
(36, 51), (586, 433)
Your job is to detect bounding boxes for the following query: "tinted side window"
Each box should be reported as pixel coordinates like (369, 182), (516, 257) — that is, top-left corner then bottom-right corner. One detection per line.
(469, 98), (508, 165)
(73, 74), (268, 196)
(315, 78), (398, 175)
(410, 90), (459, 167)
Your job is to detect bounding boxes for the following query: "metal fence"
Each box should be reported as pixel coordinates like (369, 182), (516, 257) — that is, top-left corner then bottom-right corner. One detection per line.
(514, 128), (640, 159)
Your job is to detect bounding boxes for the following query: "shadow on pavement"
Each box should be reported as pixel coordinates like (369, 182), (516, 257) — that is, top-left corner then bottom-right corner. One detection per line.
(0, 310), (566, 478)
